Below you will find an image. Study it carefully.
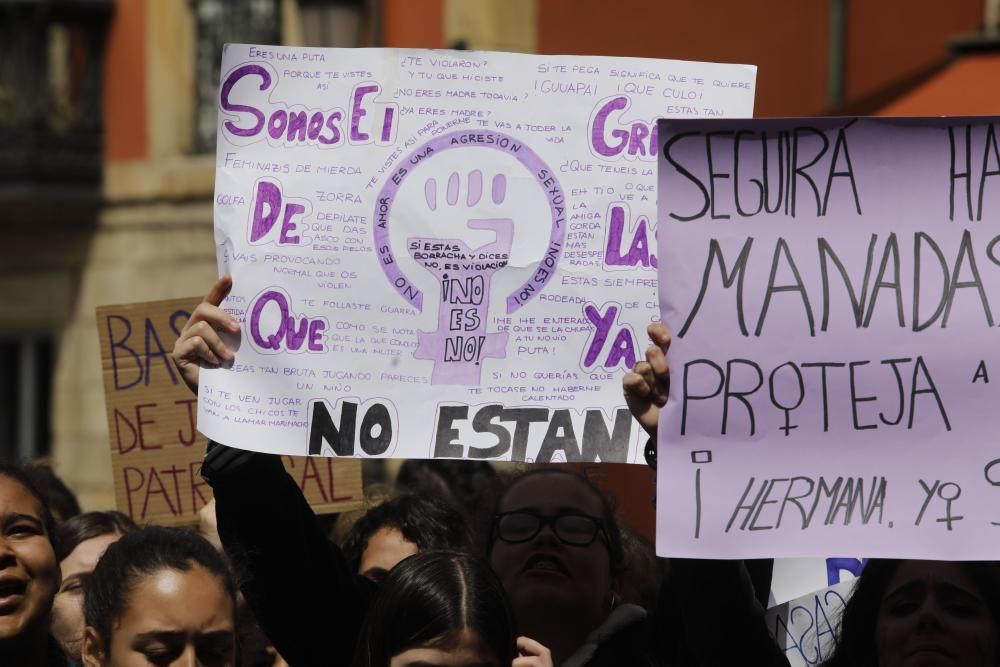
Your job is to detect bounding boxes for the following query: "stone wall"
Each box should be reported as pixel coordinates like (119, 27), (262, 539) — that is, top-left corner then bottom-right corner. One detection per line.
(50, 160), (217, 509)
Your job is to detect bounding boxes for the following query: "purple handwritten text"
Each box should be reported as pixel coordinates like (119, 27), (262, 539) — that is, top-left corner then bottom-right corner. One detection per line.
(220, 63), (397, 148)
(248, 288), (328, 354)
(589, 95), (658, 160)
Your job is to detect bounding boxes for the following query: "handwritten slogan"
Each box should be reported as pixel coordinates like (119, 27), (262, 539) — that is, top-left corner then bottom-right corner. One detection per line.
(657, 117), (1000, 559)
(97, 298), (362, 525)
(199, 45), (756, 462)
(766, 580), (852, 667)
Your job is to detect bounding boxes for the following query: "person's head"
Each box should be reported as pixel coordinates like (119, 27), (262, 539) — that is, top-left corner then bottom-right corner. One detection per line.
(825, 559), (1000, 667)
(488, 469), (625, 629)
(24, 461), (81, 525)
(81, 526), (238, 667)
(343, 493), (471, 582)
(51, 511), (137, 660)
(0, 464), (60, 655)
(395, 460), (502, 550)
(354, 550), (515, 667)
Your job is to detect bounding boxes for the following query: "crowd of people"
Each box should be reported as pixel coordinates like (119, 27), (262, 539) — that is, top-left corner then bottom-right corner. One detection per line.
(0, 274), (997, 666)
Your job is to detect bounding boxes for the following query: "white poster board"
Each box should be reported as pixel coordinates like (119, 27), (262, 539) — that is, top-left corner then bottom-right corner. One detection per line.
(200, 45), (756, 460)
(766, 580), (853, 666)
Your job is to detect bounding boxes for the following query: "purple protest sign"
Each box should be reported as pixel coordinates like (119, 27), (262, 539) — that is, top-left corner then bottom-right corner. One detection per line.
(657, 116), (1000, 559)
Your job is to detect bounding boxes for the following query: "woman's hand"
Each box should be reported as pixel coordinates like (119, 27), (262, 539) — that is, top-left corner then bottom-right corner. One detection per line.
(513, 636), (552, 667)
(622, 323), (671, 440)
(172, 275), (240, 395)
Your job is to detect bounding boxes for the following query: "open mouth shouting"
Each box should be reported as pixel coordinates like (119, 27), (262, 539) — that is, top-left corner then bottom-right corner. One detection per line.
(521, 553), (570, 578)
(0, 576), (28, 613)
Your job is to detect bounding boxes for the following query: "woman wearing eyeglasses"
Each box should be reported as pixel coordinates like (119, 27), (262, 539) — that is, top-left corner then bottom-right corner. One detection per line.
(488, 469), (637, 666)
(483, 322), (791, 667)
(175, 278), (780, 666)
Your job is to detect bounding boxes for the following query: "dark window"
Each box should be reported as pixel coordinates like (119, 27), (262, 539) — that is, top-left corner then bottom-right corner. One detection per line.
(192, 0), (281, 153)
(0, 339), (54, 463)
(0, 5), (106, 188)
(299, 0), (367, 48)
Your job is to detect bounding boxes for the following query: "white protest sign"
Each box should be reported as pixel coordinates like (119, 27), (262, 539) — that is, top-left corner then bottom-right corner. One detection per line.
(766, 580), (853, 666)
(200, 45), (756, 461)
(770, 557), (865, 606)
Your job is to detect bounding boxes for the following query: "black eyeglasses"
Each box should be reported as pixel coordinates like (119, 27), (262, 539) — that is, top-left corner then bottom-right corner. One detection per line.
(493, 511), (607, 546)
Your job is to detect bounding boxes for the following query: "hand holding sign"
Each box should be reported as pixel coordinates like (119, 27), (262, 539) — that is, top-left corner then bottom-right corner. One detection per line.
(623, 323), (671, 439)
(513, 637), (553, 667)
(172, 275), (240, 394)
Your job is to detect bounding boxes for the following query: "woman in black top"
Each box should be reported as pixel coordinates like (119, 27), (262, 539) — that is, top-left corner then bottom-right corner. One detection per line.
(177, 278), (787, 667)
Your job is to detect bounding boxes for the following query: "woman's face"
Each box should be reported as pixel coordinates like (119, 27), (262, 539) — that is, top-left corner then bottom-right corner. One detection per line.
(876, 560), (998, 667)
(82, 565), (236, 667)
(389, 630), (501, 667)
(489, 474), (615, 622)
(0, 475), (59, 644)
(51, 532), (123, 659)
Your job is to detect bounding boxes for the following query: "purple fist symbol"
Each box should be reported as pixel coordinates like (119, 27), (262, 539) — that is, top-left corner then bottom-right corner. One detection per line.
(408, 170), (513, 385)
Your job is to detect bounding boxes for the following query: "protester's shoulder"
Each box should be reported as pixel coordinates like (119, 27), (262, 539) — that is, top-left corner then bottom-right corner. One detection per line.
(586, 611), (677, 666)
(202, 441), (287, 488)
(585, 633), (664, 667)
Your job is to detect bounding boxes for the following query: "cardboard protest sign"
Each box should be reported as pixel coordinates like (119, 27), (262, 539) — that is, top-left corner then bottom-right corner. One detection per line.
(200, 44), (756, 462)
(656, 116), (1000, 559)
(766, 580), (852, 666)
(97, 298), (362, 525)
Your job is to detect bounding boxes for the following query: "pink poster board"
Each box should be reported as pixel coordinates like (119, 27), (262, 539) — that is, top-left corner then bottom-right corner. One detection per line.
(657, 116), (1000, 558)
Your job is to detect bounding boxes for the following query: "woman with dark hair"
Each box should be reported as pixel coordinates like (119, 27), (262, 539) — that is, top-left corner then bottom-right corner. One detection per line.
(355, 550), (548, 667)
(515, 321), (787, 667)
(0, 464), (64, 667)
(489, 454), (786, 665)
(343, 493), (472, 582)
(175, 276), (775, 667)
(395, 459), (503, 551)
(488, 468), (639, 665)
(822, 559), (1000, 667)
(173, 277), (508, 665)
(79, 526), (238, 667)
(51, 511), (137, 662)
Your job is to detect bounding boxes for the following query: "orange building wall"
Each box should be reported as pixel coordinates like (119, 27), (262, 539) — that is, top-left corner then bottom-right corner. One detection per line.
(103, 0), (148, 161)
(844, 0), (982, 104)
(878, 54), (1000, 116)
(383, 0), (444, 48)
(587, 464), (656, 538)
(537, 0), (829, 117)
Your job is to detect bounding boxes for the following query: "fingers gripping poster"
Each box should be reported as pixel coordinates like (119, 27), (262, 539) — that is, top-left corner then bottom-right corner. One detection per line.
(201, 45), (755, 462)
(657, 116), (1000, 559)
